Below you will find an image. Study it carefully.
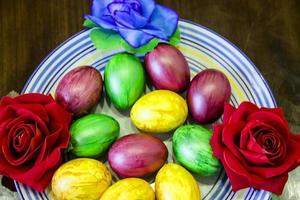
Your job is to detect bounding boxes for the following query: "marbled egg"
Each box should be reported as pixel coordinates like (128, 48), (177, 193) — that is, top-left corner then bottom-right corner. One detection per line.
(173, 124), (220, 176)
(130, 90), (188, 133)
(155, 163), (201, 200)
(104, 53), (145, 110)
(108, 133), (168, 178)
(51, 158), (111, 200)
(101, 178), (155, 200)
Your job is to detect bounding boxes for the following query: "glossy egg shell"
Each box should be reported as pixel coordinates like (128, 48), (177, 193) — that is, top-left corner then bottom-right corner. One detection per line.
(130, 90), (188, 133)
(173, 124), (220, 176)
(155, 163), (201, 200)
(104, 53), (145, 110)
(69, 114), (120, 158)
(145, 44), (190, 93)
(101, 178), (155, 200)
(51, 158), (111, 200)
(108, 133), (168, 178)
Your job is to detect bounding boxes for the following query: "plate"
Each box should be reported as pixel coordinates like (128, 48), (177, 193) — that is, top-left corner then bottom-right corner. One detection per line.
(15, 19), (275, 200)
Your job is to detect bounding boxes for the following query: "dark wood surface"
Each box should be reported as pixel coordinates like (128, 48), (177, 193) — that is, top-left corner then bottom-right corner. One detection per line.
(0, 0), (299, 127)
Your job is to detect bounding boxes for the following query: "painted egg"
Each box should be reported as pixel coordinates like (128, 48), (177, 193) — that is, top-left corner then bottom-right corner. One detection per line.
(104, 53), (145, 110)
(145, 44), (190, 93)
(173, 124), (220, 176)
(130, 90), (188, 133)
(69, 114), (120, 158)
(51, 158), (111, 200)
(55, 66), (102, 117)
(108, 133), (168, 178)
(155, 163), (201, 200)
(101, 178), (155, 200)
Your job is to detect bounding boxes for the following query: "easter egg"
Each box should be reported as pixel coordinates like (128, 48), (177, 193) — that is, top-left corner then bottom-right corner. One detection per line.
(187, 69), (231, 124)
(51, 158), (111, 200)
(55, 66), (102, 117)
(69, 114), (120, 157)
(101, 178), (155, 200)
(173, 124), (220, 176)
(155, 163), (201, 200)
(108, 133), (168, 178)
(145, 44), (190, 93)
(130, 90), (188, 133)
(104, 53), (145, 110)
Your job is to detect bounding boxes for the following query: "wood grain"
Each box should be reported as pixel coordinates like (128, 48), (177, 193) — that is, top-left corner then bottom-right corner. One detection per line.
(0, 0), (299, 132)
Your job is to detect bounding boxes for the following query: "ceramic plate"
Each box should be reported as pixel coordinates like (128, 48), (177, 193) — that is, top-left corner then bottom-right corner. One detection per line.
(16, 19), (275, 200)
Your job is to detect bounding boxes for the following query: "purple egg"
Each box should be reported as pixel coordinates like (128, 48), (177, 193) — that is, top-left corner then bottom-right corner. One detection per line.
(55, 66), (102, 117)
(108, 133), (168, 178)
(145, 44), (190, 93)
(187, 69), (231, 124)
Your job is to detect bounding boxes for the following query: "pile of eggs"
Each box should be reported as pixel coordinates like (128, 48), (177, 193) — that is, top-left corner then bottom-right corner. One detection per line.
(52, 44), (231, 200)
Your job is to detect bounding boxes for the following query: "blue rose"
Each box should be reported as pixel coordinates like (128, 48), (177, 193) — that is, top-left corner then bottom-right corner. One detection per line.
(85, 0), (179, 48)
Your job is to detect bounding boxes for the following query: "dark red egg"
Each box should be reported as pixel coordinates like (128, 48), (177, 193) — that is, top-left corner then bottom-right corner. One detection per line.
(55, 66), (102, 117)
(145, 44), (190, 93)
(108, 133), (168, 178)
(187, 69), (231, 124)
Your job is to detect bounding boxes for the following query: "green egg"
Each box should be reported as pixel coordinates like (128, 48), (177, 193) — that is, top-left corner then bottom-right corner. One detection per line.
(104, 53), (145, 110)
(69, 114), (120, 158)
(172, 124), (220, 176)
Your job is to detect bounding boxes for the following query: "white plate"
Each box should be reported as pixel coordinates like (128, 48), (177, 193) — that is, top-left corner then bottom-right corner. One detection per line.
(16, 19), (275, 200)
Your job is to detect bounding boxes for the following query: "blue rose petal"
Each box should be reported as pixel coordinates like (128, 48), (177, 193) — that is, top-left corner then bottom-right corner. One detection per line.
(118, 27), (154, 48)
(142, 5), (179, 39)
(91, 0), (112, 18)
(113, 10), (148, 29)
(138, 0), (155, 19)
(85, 15), (118, 31)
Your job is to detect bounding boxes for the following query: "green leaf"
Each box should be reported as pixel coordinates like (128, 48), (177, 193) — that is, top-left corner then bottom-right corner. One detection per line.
(169, 27), (181, 46)
(83, 19), (98, 28)
(90, 28), (123, 51)
(121, 38), (160, 55)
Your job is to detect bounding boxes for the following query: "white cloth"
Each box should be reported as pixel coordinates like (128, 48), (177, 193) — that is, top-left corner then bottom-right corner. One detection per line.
(0, 176), (18, 200)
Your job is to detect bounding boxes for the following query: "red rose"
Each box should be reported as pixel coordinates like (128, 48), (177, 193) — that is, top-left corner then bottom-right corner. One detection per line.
(211, 102), (300, 195)
(0, 94), (72, 191)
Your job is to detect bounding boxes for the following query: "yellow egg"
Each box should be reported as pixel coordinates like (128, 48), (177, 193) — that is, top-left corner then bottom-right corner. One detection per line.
(101, 178), (155, 200)
(155, 163), (201, 200)
(130, 90), (188, 133)
(51, 158), (111, 200)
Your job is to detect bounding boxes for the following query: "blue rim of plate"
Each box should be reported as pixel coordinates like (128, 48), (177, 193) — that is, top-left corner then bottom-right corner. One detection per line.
(15, 19), (275, 200)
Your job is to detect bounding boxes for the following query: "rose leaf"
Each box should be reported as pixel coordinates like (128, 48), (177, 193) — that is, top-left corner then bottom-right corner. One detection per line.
(169, 27), (181, 46)
(83, 19), (98, 28)
(121, 38), (160, 55)
(90, 28), (123, 51)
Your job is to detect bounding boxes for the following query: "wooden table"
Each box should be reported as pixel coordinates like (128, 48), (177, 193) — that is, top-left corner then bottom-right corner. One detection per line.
(0, 0), (300, 196)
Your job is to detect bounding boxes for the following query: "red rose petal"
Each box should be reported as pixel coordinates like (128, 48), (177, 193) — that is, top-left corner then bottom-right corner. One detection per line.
(0, 96), (15, 108)
(246, 132), (266, 154)
(223, 148), (253, 179)
(248, 111), (290, 139)
(211, 124), (225, 158)
(0, 106), (16, 123)
(239, 149), (272, 165)
(12, 125), (33, 153)
(14, 94), (53, 105)
(260, 107), (288, 127)
(250, 173), (288, 195)
(229, 102), (258, 123)
(222, 122), (246, 161)
(220, 153), (250, 192)
(9, 147), (63, 192)
(10, 103), (49, 123)
(223, 103), (236, 125)
(247, 136), (300, 178)
(45, 102), (72, 128)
